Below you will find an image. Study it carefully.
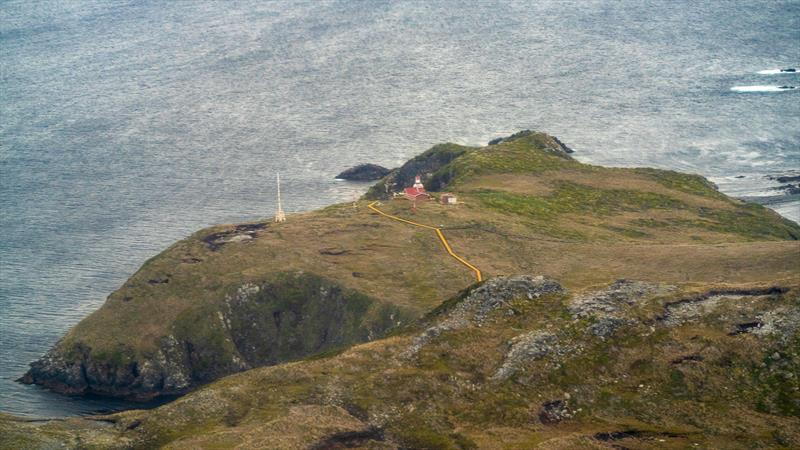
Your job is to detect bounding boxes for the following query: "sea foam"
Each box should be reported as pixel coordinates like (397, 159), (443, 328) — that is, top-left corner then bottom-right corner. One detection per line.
(730, 85), (795, 92)
(757, 68), (797, 75)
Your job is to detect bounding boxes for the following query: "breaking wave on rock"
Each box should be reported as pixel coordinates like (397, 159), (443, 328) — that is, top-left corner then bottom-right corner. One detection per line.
(731, 85), (796, 92)
(757, 68), (797, 75)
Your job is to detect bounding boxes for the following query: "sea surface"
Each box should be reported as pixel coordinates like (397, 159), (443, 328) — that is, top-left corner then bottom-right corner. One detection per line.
(1, 0), (798, 417)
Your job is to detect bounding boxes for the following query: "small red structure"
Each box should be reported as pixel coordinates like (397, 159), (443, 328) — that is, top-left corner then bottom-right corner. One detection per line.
(404, 175), (430, 201)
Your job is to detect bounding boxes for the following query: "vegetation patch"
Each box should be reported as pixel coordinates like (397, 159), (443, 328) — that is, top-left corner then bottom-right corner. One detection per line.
(474, 181), (687, 221)
(632, 206), (800, 240)
(633, 168), (726, 199)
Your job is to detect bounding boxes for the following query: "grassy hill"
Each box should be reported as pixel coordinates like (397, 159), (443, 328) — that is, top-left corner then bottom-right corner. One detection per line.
(4, 277), (799, 449)
(7, 131), (799, 448)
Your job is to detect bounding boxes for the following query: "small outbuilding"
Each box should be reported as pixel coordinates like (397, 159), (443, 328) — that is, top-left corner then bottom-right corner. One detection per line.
(440, 193), (457, 205)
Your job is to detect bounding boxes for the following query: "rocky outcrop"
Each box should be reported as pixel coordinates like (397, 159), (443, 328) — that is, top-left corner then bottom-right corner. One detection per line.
(20, 273), (407, 400)
(366, 130), (577, 200)
(656, 287), (789, 327)
(20, 336), (194, 399)
(751, 307), (800, 344)
(569, 280), (673, 338)
(202, 222), (267, 251)
(365, 143), (472, 199)
(335, 164), (392, 181)
(771, 175), (800, 184)
(489, 130), (574, 153)
(492, 331), (562, 380)
(406, 275), (564, 357)
(569, 279), (671, 319)
(538, 399), (572, 424)
(493, 280), (672, 382)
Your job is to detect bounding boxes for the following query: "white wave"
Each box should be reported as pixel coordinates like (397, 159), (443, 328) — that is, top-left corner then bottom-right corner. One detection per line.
(757, 68), (797, 74)
(730, 85), (795, 92)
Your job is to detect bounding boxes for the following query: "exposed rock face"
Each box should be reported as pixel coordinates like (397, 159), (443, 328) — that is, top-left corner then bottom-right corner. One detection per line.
(21, 273), (406, 400)
(539, 399), (571, 424)
(406, 275), (564, 357)
(493, 331), (562, 381)
(491, 280), (674, 382)
(19, 336), (194, 398)
(657, 287), (789, 328)
(335, 164), (392, 181)
(569, 279), (670, 319)
(489, 130), (574, 153)
(569, 280), (672, 338)
(752, 307), (800, 344)
(488, 280), (795, 384)
(202, 222), (267, 251)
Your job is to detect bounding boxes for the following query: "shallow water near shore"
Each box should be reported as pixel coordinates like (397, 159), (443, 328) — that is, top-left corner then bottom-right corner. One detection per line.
(1, 0), (798, 417)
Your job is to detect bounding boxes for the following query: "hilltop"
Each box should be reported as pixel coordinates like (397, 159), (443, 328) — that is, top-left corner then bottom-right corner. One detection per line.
(5, 131), (799, 449)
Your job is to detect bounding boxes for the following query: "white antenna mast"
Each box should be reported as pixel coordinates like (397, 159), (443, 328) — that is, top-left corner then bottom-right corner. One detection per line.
(274, 173), (286, 223)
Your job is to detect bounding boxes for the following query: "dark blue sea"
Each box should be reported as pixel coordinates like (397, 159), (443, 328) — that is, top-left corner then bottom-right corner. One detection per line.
(1, 0), (798, 417)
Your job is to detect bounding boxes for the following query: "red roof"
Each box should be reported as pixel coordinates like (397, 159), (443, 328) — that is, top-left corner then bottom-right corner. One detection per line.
(404, 187), (429, 199)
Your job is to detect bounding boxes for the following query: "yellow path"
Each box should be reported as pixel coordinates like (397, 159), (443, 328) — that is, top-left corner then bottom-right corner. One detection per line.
(367, 201), (482, 282)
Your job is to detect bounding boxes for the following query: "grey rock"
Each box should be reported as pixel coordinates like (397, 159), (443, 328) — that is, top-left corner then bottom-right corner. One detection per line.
(770, 175), (800, 183)
(752, 307), (800, 345)
(491, 280), (668, 381)
(588, 316), (629, 338)
(335, 164), (392, 181)
(492, 331), (560, 381)
(406, 275), (564, 357)
(539, 399), (570, 424)
(488, 130), (574, 153)
(658, 289), (785, 327)
(467, 275), (564, 325)
(569, 279), (669, 319)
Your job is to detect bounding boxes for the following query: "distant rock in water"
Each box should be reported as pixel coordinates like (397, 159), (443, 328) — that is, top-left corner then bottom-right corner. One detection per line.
(335, 164), (391, 181)
(772, 175), (800, 184)
(767, 174), (800, 195)
(489, 130), (574, 153)
(776, 184), (800, 195)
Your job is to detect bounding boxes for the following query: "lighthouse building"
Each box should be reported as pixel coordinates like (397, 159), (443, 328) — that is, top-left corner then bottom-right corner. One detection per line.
(404, 175), (430, 201)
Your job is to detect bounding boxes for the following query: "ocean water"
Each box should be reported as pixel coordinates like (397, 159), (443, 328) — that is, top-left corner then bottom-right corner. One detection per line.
(1, 0), (798, 417)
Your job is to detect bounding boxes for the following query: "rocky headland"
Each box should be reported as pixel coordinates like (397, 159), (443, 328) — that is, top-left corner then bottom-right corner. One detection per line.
(5, 131), (799, 449)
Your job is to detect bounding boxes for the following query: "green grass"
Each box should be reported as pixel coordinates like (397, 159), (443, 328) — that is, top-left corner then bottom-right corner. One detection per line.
(696, 205), (800, 240)
(632, 205), (800, 240)
(633, 167), (726, 199)
(474, 181), (687, 220)
(437, 134), (579, 187)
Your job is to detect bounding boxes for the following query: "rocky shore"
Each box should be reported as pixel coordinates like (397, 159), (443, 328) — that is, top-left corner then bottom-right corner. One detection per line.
(20, 273), (406, 400)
